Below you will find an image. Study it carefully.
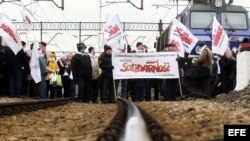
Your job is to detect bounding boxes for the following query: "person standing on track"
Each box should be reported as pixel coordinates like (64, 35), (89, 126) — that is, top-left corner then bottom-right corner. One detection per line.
(88, 47), (100, 103)
(99, 45), (115, 103)
(71, 43), (92, 103)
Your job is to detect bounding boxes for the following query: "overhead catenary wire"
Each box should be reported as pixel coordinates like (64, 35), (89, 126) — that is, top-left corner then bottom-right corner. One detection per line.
(144, 0), (173, 46)
(47, 2), (75, 51)
(141, 0), (161, 45)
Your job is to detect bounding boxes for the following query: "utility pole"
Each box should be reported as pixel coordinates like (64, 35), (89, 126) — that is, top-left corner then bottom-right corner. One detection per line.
(177, 0), (179, 16)
(40, 22), (43, 42)
(79, 22), (81, 43)
(159, 19), (163, 35)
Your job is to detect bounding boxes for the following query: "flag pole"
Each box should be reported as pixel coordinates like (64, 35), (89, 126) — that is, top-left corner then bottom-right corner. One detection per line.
(113, 79), (117, 102)
(178, 77), (183, 101)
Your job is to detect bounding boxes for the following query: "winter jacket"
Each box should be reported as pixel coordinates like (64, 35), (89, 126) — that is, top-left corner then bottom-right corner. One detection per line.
(5, 47), (29, 72)
(196, 46), (213, 73)
(45, 52), (59, 80)
(71, 52), (92, 81)
(89, 53), (99, 80)
(99, 53), (113, 79)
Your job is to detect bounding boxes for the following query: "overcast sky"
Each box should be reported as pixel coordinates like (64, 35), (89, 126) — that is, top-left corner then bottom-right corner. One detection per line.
(0, 0), (250, 53)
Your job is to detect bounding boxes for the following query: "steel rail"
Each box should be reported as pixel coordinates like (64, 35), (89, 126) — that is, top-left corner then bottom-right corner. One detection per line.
(0, 97), (75, 116)
(97, 98), (171, 141)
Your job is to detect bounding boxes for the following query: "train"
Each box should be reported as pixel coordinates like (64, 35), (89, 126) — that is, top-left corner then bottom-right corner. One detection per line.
(156, 0), (250, 56)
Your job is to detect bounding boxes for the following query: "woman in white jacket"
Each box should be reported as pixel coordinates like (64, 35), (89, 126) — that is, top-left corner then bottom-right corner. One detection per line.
(88, 47), (100, 103)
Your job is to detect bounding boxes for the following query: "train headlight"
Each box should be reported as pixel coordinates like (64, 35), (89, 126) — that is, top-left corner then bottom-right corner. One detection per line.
(215, 0), (223, 8)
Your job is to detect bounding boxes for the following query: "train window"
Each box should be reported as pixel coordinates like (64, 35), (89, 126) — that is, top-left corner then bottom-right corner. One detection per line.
(190, 12), (216, 29)
(221, 13), (247, 30)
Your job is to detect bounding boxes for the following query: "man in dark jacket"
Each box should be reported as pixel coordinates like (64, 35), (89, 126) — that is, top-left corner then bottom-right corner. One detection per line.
(0, 45), (9, 96)
(71, 43), (92, 102)
(5, 45), (29, 97)
(99, 45), (115, 103)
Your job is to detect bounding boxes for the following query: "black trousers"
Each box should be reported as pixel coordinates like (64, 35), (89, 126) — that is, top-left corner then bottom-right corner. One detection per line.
(78, 78), (91, 102)
(164, 79), (178, 101)
(131, 79), (144, 101)
(90, 79), (99, 102)
(221, 71), (231, 94)
(102, 78), (115, 103)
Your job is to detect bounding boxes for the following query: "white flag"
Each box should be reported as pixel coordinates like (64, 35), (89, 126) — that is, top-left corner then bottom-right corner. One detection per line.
(30, 41), (41, 83)
(168, 18), (198, 57)
(102, 15), (125, 53)
(212, 16), (228, 55)
(21, 8), (32, 30)
(0, 13), (22, 55)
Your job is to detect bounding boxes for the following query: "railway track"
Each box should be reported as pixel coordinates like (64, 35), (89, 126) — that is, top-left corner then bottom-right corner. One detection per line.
(97, 98), (171, 141)
(0, 97), (75, 116)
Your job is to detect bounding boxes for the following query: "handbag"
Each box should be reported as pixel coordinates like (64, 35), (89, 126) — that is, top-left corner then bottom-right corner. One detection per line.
(53, 74), (63, 87)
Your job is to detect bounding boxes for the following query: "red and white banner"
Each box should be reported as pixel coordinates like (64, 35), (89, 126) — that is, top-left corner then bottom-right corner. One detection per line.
(21, 8), (32, 30)
(102, 15), (125, 53)
(30, 41), (41, 83)
(212, 16), (228, 55)
(169, 18), (198, 57)
(112, 52), (179, 79)
(0, 13), (22, 55)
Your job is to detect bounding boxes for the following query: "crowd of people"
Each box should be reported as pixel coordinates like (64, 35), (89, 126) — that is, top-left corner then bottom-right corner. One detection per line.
(0, 37), (249, 103)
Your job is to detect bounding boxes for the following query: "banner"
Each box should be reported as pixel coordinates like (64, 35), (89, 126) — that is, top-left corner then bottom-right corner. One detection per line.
(102, 15), (125, 53)
(0, 13), (22, 54)
(169, 18), (198, 57)
(0, 13), (22, 55)
(21, 8), (32, 30)
(30, 41), (41, 83)
(212, 16), (228, 55)
(112, 52), (179, 79)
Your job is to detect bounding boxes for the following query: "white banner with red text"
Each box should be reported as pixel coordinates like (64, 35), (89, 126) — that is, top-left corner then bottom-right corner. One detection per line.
(112, 52), (180, 80)
(30, 41), (41, 83)
(212, 16), (228, 55)
(168, 18), (198, 57)
(102, 15), (125, 53)
(21, 8), (32, 30)
(0, 13), (22, 55)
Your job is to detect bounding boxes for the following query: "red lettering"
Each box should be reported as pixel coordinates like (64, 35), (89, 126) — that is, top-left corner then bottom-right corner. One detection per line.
(105, 24), (120, 37)
(0, 23), (18, 43)
(213, 26), (223, 47)
(25, 16), (31, 24)
(169, 40), (181, 52)
(120, 60), (170, 73)
(174, 27), (193, 45)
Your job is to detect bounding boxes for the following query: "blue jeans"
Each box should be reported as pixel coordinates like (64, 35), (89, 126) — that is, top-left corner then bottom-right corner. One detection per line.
(9, 69), (22, 97)
(38, 74), (47, 99)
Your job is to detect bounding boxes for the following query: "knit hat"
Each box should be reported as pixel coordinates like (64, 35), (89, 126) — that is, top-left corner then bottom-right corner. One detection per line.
(198, 41), (206, 47)
(104, 44), (110, 50)
(77, 43), (87, 51)
(136, 42), (143, 47)
(88, 47), (94, 53)
(21, 41), (26, 47)
(39, 41), (47, 47)
(104, 46), (112, 52)
(76, 43), (87, 48)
